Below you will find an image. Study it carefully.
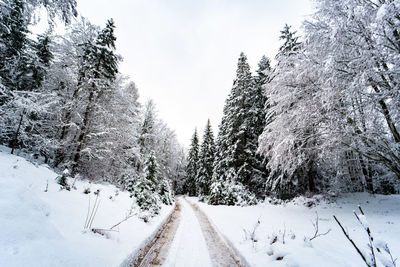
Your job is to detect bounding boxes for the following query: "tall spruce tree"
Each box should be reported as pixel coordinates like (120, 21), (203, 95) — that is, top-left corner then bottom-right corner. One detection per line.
(196, 119), (215, 197)
(277, 24), (301, 60)
(210, 52), (267, 204)
(185, 129), (199, 196)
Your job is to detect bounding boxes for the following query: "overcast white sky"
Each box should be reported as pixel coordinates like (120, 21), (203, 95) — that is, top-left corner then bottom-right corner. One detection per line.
(75, 0), (314, 147)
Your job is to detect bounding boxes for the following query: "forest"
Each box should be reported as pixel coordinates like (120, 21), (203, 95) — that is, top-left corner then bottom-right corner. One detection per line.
(1, 0), (399, 214)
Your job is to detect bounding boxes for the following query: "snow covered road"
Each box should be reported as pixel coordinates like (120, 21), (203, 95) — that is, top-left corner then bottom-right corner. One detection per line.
(133, 197), (243, 267)
(162, 198), (213, 266)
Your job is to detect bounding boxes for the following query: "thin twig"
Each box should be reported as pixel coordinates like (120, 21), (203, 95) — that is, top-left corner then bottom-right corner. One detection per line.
(88, 198), (101, 229)
(87, 194), (99, 228)
(109, 213), (136, 230)
(84, 195), (91, 229)
(310, 211), (331, 241)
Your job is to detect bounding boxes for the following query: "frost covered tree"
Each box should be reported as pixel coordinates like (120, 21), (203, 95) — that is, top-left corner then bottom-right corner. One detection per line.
(258, 25), (317, 199)
(24, 0), (77, 24)
(52, 18), (100, 168)
(302, 0), (400, 192)
(138, 100), (157, 165)
(210, 52), (268, 204)
(196, 119), (215, 197)
(0, 0), (57, 156)
(130, 154), (161, 215)
(184, 129), (199, 196)
(259, 1), (400, 198)
(0, 2), (183, 212)
(70, 19), (119, 176)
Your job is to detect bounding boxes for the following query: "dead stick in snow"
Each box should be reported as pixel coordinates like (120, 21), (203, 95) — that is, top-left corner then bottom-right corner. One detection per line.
(333, 215), (369, 267)
(84, 195), (91, 229)
(354, 206), (376, 267)
(310, 212), (331, 241)
(88, 198), (101, 229)
(110, 213), (136, 230)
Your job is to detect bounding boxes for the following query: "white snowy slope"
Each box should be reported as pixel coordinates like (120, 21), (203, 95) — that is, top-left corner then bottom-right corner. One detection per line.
(195, 194), (400, 267)
(163, 198), (213, 267)
(0, 148), (173, 267)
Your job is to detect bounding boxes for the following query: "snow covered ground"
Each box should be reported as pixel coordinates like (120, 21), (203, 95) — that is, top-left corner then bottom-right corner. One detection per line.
(195, 194), (400, 266)
(1, 147), (399, 267)
(0, 148), (173, 267)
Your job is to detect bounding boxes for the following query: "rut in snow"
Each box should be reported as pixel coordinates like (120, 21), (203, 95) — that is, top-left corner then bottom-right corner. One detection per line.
(130, 197), (244, 267)
(131, 201), (181, 267)
(187, 199), (245, 267)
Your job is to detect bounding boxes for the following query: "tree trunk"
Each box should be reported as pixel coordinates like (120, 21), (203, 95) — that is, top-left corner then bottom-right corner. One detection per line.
(11, 108), (25, 155)
(71, 90), (94, 176)
(358, 153), (374, 193)
(370, 83), (400, 143)
(307, 159), (316, 192)
(55, 85), (81, 167)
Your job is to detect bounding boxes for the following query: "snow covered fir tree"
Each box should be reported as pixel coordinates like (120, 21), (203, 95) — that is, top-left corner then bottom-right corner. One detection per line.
(196, 119), (215, 198)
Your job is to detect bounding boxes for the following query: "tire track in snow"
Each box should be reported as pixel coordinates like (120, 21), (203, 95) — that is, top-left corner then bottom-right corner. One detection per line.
(130, 197), (244, 267)
(130, 201), (181, 267)
(186, 198), (245, 267)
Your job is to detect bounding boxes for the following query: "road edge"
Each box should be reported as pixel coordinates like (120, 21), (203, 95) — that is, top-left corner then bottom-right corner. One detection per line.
(118, 201), (177, 267)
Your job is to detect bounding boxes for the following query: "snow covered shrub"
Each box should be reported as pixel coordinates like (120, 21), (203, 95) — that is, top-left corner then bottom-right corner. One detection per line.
(208, 179), (257, 206)
(123, 172), (137, 193)
(130, 176), (161, 216)
(158, 179), (174, 205)
(56, 168), (70, 190)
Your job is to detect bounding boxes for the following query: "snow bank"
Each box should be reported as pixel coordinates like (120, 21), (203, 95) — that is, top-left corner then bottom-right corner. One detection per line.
(196, 193), (400, 266)
(0, 148), (173, 267)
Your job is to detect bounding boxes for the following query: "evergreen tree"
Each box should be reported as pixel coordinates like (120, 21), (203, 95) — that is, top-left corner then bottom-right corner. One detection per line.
(130, 175), (160, 216)
(139, 100), (157, 158)
(26, 31), (54, 93)
(255, 55), (272, 89)
(244, 55), (272, 197)
(145, 152), (158, 186)
(211, 52), (268, 203)
(0, 0), (29, 92)
(185, 129), (199, 196)
(196, 119), (215, 197)
(276, 24), (301, 60)
(35, 31), (53, 67)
